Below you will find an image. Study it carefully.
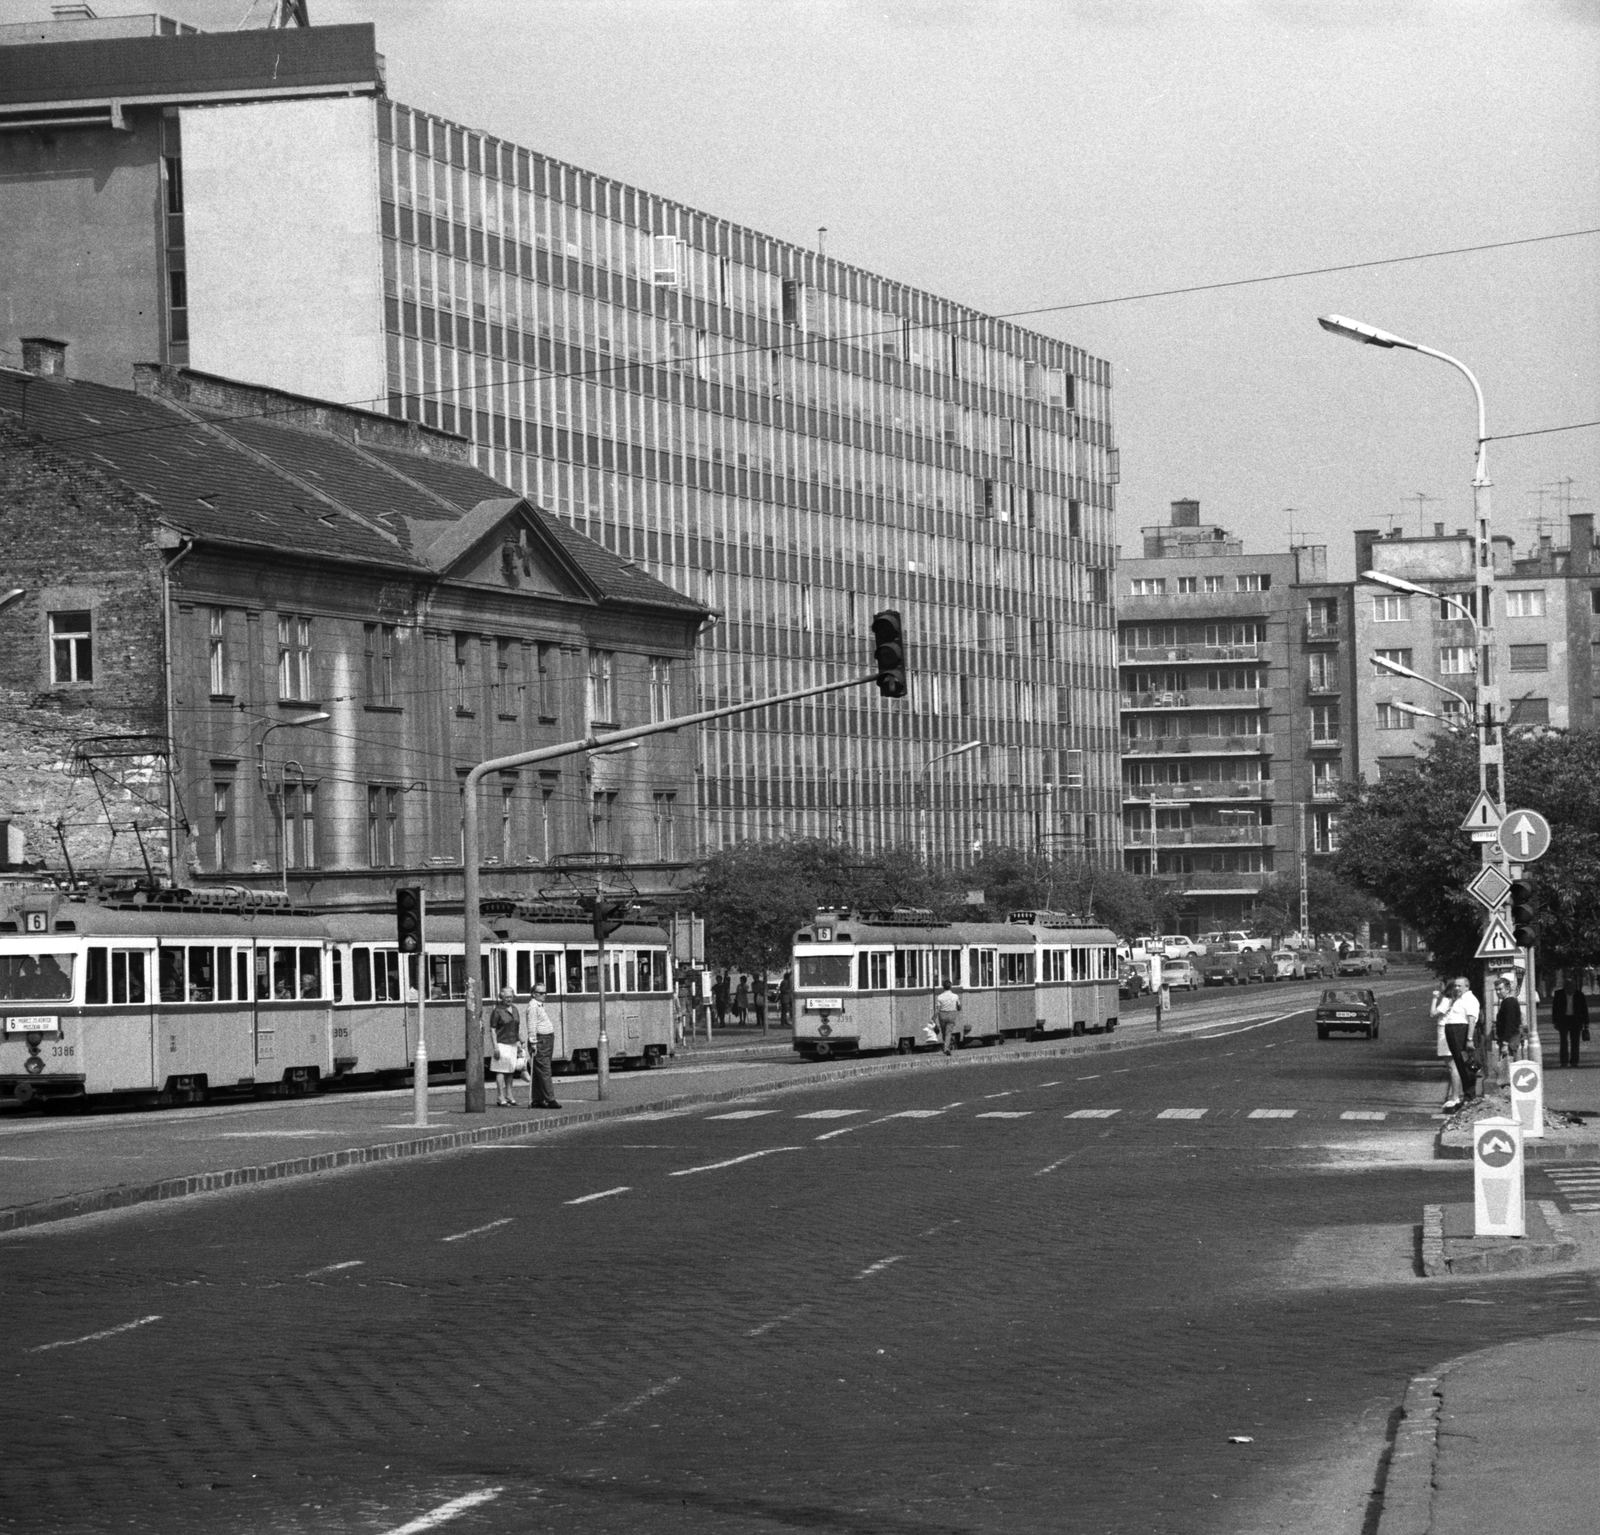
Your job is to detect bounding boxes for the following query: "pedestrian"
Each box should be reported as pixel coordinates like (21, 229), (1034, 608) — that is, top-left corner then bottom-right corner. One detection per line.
(932, 982), (963, 1056)
(1491, 974), (1523, 1087)
(753, 975), (768, 1033)
(1431, 976), (1481, 1111)
(487, 986), (526, 1108)
(733, 974), (749, 1027)
(778, 968), (794, 1030)
(713, 969), (730, 1029)
(1552, 973), (1589, 1068)
(525, 983), (562, 1109)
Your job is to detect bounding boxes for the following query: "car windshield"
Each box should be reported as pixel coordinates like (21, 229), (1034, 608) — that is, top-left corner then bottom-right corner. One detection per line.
(1321, 989), (1374, 1007)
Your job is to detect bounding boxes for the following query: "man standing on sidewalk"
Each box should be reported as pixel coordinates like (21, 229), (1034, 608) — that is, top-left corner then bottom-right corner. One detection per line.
(933, 983), (963, 1056)
(525, 984), (562, 1110)
(1552, 973), (1588, 1068)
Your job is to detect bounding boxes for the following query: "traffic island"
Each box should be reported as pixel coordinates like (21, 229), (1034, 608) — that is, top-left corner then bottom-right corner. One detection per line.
(1433, 1087), (1600, 1161)
(1420, 1200), (1577, 1276)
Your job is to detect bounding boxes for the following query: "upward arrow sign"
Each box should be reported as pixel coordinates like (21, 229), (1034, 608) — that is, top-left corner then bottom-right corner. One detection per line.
(1509, 815), (1536, 856)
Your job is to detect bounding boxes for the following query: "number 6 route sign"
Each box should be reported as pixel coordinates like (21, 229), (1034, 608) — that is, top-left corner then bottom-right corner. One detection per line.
(1496, 808), (1551, 863)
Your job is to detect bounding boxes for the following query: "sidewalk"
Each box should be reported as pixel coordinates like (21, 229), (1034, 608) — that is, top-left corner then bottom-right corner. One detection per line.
(1376, 1331), (1600, 1534)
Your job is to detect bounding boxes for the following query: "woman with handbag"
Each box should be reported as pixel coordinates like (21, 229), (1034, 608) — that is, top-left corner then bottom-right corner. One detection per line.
(488, 987), (526, 1108)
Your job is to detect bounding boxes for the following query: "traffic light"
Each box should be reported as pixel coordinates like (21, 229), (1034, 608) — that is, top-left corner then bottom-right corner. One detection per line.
(395, 886), (425, 954)
(591, 899), (632, 944)
(871, 609), (907, 698)
(1509, 880), (1539, 948)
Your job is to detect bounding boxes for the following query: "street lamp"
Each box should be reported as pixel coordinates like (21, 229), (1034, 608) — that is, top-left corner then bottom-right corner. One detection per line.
(1369, 652), (1475, 720)
(920, 740), (981, 858)
(256, 712), (329, 894)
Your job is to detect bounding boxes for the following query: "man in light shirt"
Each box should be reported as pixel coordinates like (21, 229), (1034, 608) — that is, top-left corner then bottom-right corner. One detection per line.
(1431, 975), (1481, 1111)
(526, 983), (562, 1110)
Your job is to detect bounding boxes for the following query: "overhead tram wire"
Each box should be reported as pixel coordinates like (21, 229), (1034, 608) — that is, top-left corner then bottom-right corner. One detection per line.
(25, 226), (1600, 453)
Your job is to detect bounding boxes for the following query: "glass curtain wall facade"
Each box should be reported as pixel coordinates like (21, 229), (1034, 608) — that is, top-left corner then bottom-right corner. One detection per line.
(375, 100), (1120, 862)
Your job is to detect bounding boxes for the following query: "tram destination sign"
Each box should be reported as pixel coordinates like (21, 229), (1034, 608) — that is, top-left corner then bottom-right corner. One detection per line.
(4, 1015), (59, 1033)
(803, 997), (843, 1011)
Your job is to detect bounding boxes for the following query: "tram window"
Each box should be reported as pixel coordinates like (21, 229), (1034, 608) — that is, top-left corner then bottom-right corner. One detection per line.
(0, 951), (73, 1001)
(998, 952), (1034, 986)
(797, 953), (853, 988)
(86, 948), (146, 1006)
(299, 948), (322, 999)
(1101, 947), (1116, 981)
(376, 950), (402, 1002)
(236, 950), (250, 1000)
(515, 950), (531, 993)
(857, 952), (889, 990)
(895, 949), (929, 989)
(933, 948), (961, 988)
(426, 955), (465, 1000)
(582, 952), (599, 993)
(1071, 948), (1089, 981)
(969, 949), (995, 989)
(187, 946), (216, 1003)
(331, 949), (344, 1004)
(160, 948), (186, 1003)
(624, 952), (637, 992)
(648, 951), (669, 991)
(352, 947), (373, 1003)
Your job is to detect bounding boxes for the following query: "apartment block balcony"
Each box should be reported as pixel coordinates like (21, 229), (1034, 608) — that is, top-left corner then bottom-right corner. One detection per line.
(1311, 780), (1343, 801)
(1123, 781), (1274, 803)
(1307, 734), (1343, 751)
(1118, 643), (1264, 665)
(1120, 688), (1269, 711)
(1303, 620), (1340, 644)
(1145, 870), (1268, 893)
(1124, 825), (1276, 848)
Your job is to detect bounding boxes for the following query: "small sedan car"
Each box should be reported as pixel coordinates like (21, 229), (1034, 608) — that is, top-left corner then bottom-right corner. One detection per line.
(1316, 988), (1380, 1039)
(1270, 949), (1306, 981)
(1161, 958), (1200, 990)
(1337, 947), (1389, 976)
(1160, 935), (1207, 960)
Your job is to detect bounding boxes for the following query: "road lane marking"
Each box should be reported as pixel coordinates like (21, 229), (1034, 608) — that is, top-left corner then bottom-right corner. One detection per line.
(565, 1187), (631, 1205)
(748, 1305), (811, 1337)
(1036, 1081), (1063, 1088)
(984, 1091), (1017, 1099)
(27, 1315), (161, 1353)
(1341, 1111), (1388, 1121)
(1157, 1108), (1207, 1120)
(918, 1219), (961, 1237)
(795, 1109), (866, 1119)
(1035, 1152), (1083, 1175)
(887, 1109), (945, 1118)
(1077, 1075), (1101, 1080)
(1194, 1007), (1312, 1040)
(215, 1129), (344, 1138)
(668, 1147), (801, 1177)
(1248, 1109), (1297, 1119)
(584, 1376), (681, 1430)
(855, 1255), (904, 1280)
(1066, 1109), (1120, 1119)
(705, 1110), (778, 1120)
(380, 1488), (504, 1534)
(441, 1218), (513, 1243)
(975, 1111), (1032, 1119)
(303, 1260), (364, 1279)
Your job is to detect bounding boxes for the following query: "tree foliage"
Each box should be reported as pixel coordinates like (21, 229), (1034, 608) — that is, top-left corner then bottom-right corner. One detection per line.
(1334, 727), (1600, 979)
(1254, 868), (1382, 940)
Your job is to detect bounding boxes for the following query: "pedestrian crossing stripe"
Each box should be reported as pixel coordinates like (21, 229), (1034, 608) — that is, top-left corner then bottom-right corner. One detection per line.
(1341, 1111), (1388, 1120)
(1066, 1108), (1120, 1119)
(1157, 1108), (1206, 1119)
(794, 1109), (866, 1119)
(886, 1109), (944, 1118)
(706, 1110), (778, 1120)
(975, 1111), (1032, 1119)
(1248, 1109), (1297, 1119)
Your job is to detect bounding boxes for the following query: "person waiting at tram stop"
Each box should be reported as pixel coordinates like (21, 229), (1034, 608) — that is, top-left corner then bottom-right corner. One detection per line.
(1490, 973), (1526, 1087)
(733, 974), (749, 1027)
(488, 987), (526, 1108)
(524, 984), (562, 1109)
(1431, 976), (1481, 1112)
(1552, 973), (1589, 1068)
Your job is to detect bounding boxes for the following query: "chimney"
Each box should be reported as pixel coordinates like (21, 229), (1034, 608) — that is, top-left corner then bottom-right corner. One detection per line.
(1354, 528), (1379, 578)
(1433, 521), (1445, 537)
(1571, 512), (1594, 574)
(1170, 498), (1200, 527)
(20, 338), (68, 378)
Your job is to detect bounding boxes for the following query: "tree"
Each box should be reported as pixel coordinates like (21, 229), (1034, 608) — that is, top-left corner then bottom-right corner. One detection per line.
(1255, 868), (1381, 940)
(693, 839), (857, 977)
(1334, 726), (1600, 979)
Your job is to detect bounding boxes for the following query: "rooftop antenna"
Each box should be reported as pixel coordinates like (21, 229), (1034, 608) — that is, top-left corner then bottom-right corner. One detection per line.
(1403, 491), (1440, 536)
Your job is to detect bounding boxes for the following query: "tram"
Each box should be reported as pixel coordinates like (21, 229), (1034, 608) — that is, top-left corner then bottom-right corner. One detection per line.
(0, 886), (673, 1106)
(789, 909), (1120, 1060)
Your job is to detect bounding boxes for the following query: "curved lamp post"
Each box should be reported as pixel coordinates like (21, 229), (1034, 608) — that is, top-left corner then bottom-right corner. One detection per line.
(920, 740), (982, 858)
(256, 712), (329, 895)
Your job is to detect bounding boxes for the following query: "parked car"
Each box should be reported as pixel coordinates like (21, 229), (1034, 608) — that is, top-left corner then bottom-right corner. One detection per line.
(1337, 947), (1389, 976)
(1160, 935), (1207, 959)
(1299, 949), (1332, 979)
(1161, 958), (1200, 990)
(1316, 987), (1381, 1039)
(1203, 929), (1272, 954)
(1118, 957), (1151, 1000)
(1270, 949), (1306, 981)
(1200, 944), (1268, 985)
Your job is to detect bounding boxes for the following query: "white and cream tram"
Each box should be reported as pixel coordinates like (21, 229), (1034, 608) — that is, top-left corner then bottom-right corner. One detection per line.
(1005, 911), (1121, 1037)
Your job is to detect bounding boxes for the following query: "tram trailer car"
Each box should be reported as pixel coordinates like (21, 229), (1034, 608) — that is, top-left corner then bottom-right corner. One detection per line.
(790, 912), (1039, 1060)
(489, 917), (673, 1073)
(1006, 913), (1121, 1037)
(0, 888), (339, 1106)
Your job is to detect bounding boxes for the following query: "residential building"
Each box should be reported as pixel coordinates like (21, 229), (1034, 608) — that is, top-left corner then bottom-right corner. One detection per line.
(1353, 515), (1597, 781)
(1118, 500), (1358, 933)
(0, 347), (706, 904)
(0, 16), (1123, 864)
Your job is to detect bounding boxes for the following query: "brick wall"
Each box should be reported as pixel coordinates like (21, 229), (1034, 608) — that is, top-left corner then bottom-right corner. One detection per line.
(0, 418), (168, 873)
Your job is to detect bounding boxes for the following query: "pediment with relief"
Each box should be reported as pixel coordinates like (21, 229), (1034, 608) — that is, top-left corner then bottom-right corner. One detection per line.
(410, 498), (598, 603)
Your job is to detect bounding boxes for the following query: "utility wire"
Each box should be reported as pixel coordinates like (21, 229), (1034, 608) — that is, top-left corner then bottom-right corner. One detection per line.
(1488, 419), (1600, 443)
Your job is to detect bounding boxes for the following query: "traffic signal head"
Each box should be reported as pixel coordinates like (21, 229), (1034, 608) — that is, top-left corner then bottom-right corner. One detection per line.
(395, 886), (424, 954)
(1508, 880), (1539, 948)
(592, 899), (632, 943)
(871, 609), (907, 699)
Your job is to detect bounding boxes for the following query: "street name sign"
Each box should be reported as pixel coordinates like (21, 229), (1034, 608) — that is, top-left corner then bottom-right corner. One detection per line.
(1469, 830), (1500, 843)
(1474, 1118), (1525, 1237)
(1496, 808), (1551, 863)
(1466, 865), (1512, 911)
(1475, 915), (1519, 959)
(1459, 790), (1502, 833)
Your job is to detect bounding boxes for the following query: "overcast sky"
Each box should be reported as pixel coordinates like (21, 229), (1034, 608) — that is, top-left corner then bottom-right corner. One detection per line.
(16, 0), (1599, 578)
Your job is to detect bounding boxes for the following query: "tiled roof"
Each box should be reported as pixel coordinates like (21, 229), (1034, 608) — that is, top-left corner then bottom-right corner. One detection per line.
(0, 367), (707, 616)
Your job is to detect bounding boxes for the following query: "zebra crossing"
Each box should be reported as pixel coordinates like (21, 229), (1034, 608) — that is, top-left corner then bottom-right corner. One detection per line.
(1543, 1164), (1600, 1213)
(704, 1104), (1413, 1126)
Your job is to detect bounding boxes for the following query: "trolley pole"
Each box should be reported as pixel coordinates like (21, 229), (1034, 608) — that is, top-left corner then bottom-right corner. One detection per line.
(461, 670), (884, 1112)
(413, 947), (428, 1128)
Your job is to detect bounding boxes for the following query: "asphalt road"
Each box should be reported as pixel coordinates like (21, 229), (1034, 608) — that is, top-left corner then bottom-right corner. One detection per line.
(5, 983), (1597, 1535)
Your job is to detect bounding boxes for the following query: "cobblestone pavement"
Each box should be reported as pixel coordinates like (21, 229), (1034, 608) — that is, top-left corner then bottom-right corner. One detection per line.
(4, 990), (1597, 1534)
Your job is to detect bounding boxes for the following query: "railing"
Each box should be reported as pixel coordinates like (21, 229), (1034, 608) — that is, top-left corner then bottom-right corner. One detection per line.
(1146, 870), (1268, 891)
(1122, 781), (1273, 801)
(1308, 734), (1342, 749)
(1124, 826), (1275, 847)
(1120, 689), (1269, 711)
(1311, 781), (1342, 801)
(1119, 644), (1264, 664)
(1303, 620), (1339, 643)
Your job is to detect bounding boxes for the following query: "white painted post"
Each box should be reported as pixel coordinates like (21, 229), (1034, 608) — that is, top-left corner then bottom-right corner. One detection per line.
(1508, 1057), (1543, 1141)
(1473, 1117), (1524, 1238)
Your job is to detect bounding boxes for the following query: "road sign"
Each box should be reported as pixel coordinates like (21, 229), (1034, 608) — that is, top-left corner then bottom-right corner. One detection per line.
(1475, 915), (1519, 959)
(1459, 790), (1502, 833)
(1474, 1118), (1524, 1237)
(1469, 830), (1500, 843)
(1509, 1060), (1544, 1141)
(1466, 865), (1512, 912)
(1497, 808), (1551, 862)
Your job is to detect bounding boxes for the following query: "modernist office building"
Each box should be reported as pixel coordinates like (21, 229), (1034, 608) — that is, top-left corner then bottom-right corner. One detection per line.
(1117, 501), (1359, 933)
(0, 18), (1123, 865)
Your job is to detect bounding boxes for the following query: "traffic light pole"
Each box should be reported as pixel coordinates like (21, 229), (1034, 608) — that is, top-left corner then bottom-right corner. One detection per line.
(460, 670), (883, 1112)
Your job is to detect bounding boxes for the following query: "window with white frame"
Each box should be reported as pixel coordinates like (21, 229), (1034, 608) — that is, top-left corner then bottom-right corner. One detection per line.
(649, 657), (672, 722)
(1311, 703), (1340, 742)
(1375, 702), (1414, 730)
(367, 785), (399, 867)
(1371, 648), (1413, 676)
(1235, 573), (1270, 592)
(1176, 576), (1197, 594)
(364, 623), (396, 705)
(589, 790), (616, 853)
(1439, 646), (1476, 675)
(1312, 809), (1338, 853)
(654, 792), (676, 860)
(1440, 697), (1469, 725)
(1308, 652), (1336, 690)
(48, 610), (93, 684)
(1203, 575), (1224, 593)
(1130, 578), (1165, 597)
(211, 780), (232, 869)
(277, 614), (312, 700)
(209, 608), (229, 695)
(587, 649), (615, 724)
(1504, 589), (1545, 618)
(282, 781), (317, 868)
(1373, 594), (1408, 622)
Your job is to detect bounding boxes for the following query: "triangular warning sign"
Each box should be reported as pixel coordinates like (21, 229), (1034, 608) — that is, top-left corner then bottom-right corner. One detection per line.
(1476, 915), (1518, 958)
(1459, 790), (1502, 832)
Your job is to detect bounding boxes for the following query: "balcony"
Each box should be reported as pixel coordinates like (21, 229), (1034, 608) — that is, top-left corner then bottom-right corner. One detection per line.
(1303, 620), (1340, 644)
(1311, 780), (1342, 801)
(1123, 735), (1271, 756)
(1120, 688), (1269, 711)
(1124, 826), (1275, 847)
(1308, 734), (1342, 751)
(1123, 781), (1274, 802)
(1119, 643), (1264, 665)
(1145, 870), (1268, 893)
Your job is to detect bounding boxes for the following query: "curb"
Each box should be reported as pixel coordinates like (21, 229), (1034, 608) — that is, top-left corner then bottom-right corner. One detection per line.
(1434, 1132), (1600, 1162)
(1373, 1369), (1443, 1535)
(1420, 1205), (1445, 1277)
(0, 1020), (1204, 1235)
(1419, 1199), (1579, 1277)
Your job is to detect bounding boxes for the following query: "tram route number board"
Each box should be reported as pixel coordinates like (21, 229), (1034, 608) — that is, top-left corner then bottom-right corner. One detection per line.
(803, 998), (843, 1011)
(4, 1015), (59, 1034)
